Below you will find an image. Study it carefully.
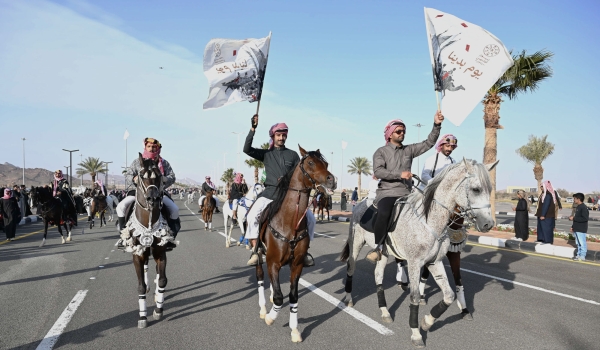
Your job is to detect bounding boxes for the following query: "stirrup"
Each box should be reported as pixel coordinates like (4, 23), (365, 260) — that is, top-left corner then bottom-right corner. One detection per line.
(303, 253), (315, 267)
(365, 249), (382, 264)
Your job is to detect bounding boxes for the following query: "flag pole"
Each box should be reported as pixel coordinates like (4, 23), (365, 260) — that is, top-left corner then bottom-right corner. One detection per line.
(435, 91), (440, 111)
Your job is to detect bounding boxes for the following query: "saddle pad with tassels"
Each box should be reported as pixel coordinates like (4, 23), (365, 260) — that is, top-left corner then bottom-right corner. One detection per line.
(359, 197), (407, 233)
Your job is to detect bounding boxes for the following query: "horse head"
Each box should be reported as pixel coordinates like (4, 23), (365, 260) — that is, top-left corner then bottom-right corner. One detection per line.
(298, 145), (336, 191)
(137, 153), (163, 209)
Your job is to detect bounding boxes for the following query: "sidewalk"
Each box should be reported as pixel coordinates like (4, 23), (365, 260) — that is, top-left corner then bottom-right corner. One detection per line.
(326, 209), (600, 263)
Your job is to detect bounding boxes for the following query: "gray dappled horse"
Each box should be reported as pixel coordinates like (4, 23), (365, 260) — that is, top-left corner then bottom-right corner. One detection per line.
(340, 159), (497, 348)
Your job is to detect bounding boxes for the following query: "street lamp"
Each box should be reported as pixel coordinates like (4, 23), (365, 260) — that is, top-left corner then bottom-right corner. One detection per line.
(21, 138), (25, 185)
(64, 166), (70, 178)
(232, 132), (241, 172)
(63, 149), (79, 185)
(103, 161), (113, 186)
(79, 154), (83, 186)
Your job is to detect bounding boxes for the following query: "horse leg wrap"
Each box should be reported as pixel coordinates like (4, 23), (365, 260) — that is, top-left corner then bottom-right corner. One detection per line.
(289, 303), (298, 329)
(267, 304), (282, 320)
(345, 274), (353, 293)
(144, 265), (149, 287)
(258, 282), (266, 307)
(376, 284), (387, 308)
(456, 285), (467, 310)
(138, 295), (147, 317)
(419, 277), (427, 296)
(156, 288), (165, 309)
(409, 303), (419, 329)
(430, 300), (451, 319)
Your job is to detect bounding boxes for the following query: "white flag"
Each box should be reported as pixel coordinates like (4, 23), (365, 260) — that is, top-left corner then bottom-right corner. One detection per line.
(203, 33), (271, 110)
(341, 141), (348, 150)
(123, 129), (129, 140)
(425, 8), (513, 126)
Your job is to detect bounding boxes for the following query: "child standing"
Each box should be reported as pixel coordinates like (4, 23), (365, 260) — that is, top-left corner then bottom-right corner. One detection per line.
(569, 193), (589, 261)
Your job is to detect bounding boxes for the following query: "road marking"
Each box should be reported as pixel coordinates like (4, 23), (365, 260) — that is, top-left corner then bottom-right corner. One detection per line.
(298, 278), (394, 335)
(467, 242), (600, 266)
(314, 232), (335, 239)
(36, 290), (88, 350)
(185, 203), (235, 242)
(460, 267), (600, 306)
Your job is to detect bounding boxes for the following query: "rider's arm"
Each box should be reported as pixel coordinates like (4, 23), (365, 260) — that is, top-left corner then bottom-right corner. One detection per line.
(410, 123), (441, 158)
(373, 148), (399, 181)
(243, 129), (267, 161)
(161, 159), (176, 188)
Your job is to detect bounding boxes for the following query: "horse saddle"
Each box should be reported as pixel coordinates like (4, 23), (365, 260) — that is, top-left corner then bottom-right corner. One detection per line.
(359, 197), (407, 233)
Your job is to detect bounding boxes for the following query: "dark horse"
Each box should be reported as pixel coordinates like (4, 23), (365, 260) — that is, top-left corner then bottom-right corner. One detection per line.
(256, 146), (336, 342)
(121, 153), (170, 329)
(311, 185), (330, 221)
(30, 186), (73, 247)
(87, 189), (108, 229)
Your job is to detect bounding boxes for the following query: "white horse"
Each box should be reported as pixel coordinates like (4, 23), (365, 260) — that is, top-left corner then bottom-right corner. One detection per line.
(222, 183), (264, 248)
(187, 191), (196, 204)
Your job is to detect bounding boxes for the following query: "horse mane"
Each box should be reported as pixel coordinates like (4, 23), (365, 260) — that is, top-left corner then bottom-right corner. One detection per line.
(417, 159), (490, 221)
(264, 164), (297, 224)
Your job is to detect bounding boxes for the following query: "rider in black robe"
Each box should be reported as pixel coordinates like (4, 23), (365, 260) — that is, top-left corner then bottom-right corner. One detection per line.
(51, 170), (77, 226)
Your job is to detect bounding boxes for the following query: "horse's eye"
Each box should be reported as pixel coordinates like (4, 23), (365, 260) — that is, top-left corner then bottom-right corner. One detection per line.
(472, 188), (481, 193)
(308, 161), (314, 166)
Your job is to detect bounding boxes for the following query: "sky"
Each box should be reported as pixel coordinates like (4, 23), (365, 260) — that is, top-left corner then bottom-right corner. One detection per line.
(1, 0), (599, 192)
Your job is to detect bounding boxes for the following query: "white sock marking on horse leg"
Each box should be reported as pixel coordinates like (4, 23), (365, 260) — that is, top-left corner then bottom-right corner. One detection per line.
(289, 303), (298, 329)
(156, 288), (165, 309)
(456, 285), (466, 310)
(270, 285), (274, 303)
(267, 304), (281, 320)
(138, 295), (147, 317)
(144, 265), (148, 288)
(419, 279), (426, 296)
(258, 284), (266, 307)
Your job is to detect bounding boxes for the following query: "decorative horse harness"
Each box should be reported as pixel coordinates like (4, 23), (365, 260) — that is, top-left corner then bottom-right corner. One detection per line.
(266, 153), (324, 263)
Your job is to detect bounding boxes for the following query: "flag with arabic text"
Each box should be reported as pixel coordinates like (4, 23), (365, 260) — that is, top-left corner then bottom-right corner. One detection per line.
(203, 33), (271, 110)
(425, 8), (513, 126)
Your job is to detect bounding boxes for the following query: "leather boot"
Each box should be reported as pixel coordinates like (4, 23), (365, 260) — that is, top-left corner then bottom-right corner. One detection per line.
(117, 216), (126, 231)
(247, 252), (259, 266)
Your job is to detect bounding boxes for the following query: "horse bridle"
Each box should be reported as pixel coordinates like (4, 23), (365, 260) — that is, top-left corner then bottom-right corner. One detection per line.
(135, 165), (164, 212)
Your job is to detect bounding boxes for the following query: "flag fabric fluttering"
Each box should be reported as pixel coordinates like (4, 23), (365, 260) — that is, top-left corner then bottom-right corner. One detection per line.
(123, 129), (129, 140)
(203, 33), (271, 110)
(425, 8), (513, 126)
(341, 141), (348, 150)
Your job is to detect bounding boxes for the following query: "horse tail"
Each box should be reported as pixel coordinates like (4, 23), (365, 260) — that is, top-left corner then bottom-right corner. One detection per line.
(339, 241), (350, 262)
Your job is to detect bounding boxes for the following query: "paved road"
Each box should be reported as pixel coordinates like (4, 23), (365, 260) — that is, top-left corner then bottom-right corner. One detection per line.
(2, 199), (600, 350)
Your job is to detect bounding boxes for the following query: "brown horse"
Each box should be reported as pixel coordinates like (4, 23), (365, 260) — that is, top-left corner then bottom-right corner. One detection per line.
(312, 185), (330, 221)
(202, 190), (215, 231)
(89, 195), (108, 229)
(255, 146), (336, 342)
(122, 154), (170, 329)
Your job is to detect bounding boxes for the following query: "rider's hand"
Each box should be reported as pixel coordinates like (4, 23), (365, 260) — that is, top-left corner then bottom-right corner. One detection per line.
(133, 175), (138, 183)
(251, 114), (258, 130)
(400, 171), (412, 180)
(434, 110), (444, 124)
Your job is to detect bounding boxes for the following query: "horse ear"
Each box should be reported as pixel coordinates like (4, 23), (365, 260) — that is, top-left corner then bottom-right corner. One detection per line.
(298, 145), (307, 156)
(138, 152), (144, 166)
(485, 160), (500, 172)
(462, 157), (474, 173)
(315, 149), (321, 155)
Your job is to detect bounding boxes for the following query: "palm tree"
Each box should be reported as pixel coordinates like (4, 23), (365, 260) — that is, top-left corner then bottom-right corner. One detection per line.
(516, 135), (554, 194)
(76, 157), (105, 184)
(245, 142), (269, 183)
(482, 49), (553, 220)
(221, 168), (235, 196)
(347, 157), (372, 199)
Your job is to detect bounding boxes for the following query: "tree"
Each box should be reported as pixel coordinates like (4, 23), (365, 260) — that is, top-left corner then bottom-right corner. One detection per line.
(516, 135), (555, 194)
(221, 168), (235, 196)
(555, 188), (570, 199)
(245, 142), (269, 183)
(482, 49), (553, 220)
(76, 157), (105, 184)
(347, 157), (372, 199)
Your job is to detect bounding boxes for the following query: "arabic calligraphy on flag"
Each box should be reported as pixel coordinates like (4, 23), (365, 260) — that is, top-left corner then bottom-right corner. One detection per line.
(424, 8), (513, 126)
(203, 33), (271, 110)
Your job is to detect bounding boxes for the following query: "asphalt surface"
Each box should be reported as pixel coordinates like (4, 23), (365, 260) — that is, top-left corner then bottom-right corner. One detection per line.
(2, 199), (600, 350)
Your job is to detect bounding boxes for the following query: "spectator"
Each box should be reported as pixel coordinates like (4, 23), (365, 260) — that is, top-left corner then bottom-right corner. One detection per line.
(351, 187), (358, 211)
(21, 185), (32, 216)
(512, 190), (530, 241)
(569, 193), (589, 261)
(1, 188), (21, 241)
(535, 181), (557, 244)
(340, 189), (347, 211)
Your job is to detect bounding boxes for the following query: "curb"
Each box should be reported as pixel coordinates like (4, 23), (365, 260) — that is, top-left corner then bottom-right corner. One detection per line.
(467, 234), (600, 262)
(495, 211), (600, 221)
(18, 215), (41, 226)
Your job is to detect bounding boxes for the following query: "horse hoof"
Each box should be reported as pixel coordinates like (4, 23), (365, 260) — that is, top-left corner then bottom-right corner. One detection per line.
(66, 237), (71, 242)
(382, 315), (393, 323)
(399, 282), (409, 291)
(226, 243), (230, 248)
(346, 300), (354, 308)
(237, 242), (241, 246)
(265, 316), (274, 326)
(411, 336), (425, 348)
(138, 318), (147, 329)
(40, 239), (46, 247)
(461, 311), (473, 321)
(291, 329), (303, 343)
(259, 311), (266, 319)
(419, 296), (426, 306)
(61, 238), (66, 244)
(153, 309), (163, 320)
(246, 245), (250, 250)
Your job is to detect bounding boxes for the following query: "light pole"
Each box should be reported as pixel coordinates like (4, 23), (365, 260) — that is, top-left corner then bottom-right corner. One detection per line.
(64, 166), (70, 178)
(21, 138), (25, 185)
(79, 154), (83, 186)
(103, 161), (113, 186)
(232, 132), (241, 172)
(413, 123), (423, 173)
(63, 149), (79, 185)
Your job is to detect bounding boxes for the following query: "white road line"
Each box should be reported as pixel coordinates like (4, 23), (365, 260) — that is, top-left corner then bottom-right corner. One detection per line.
(314, 232), (335, 239)
(185, 203), (235, 242)
(36, 290), (88, 350)
(299, 278), (394, 335)
(460, 268), (600, 306)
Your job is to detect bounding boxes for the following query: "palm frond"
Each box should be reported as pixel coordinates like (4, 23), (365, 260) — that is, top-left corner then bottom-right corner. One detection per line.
(516, 135), (555, 165)
(347, 157), (372, 175)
